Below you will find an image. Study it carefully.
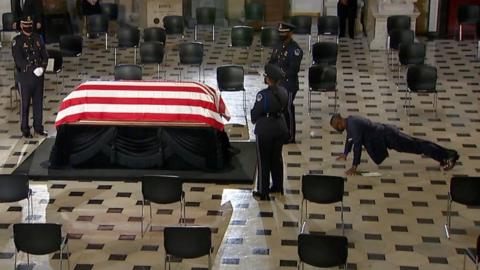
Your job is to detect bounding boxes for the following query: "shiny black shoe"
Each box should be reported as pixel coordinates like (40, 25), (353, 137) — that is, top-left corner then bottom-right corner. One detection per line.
(22, 132), (33, 139)
(34, 130), (48, 137)
(252, 191), (270, 201)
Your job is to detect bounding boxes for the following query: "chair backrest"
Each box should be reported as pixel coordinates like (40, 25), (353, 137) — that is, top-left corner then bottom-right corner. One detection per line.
(13, 223), (62, 255)
(312, 42), (338, 65)
(231, 26), (254, 47)
(0, 174), (29, 203)
(450, 176), (480, 206)
(291, 15), (312, 35)
(389, 29), (414, 50)
(143, 27), (166, 44)
(196, 7), (216, 25)
(457, 5), (480, 24)
(406, 64), (437, 92)
(114, 64), (142, 80)
(302, 174), (344, 204)
(245, 3), (265, 21)
(100, 3), (118, 21)
(164, 226), (212, 259)
(179, 42), (203, 65)
(87, 14), (109, 34)
(261, 26), (279, 48)
(59, 35), (83, 57)
(317, 16), (339, 36)
(399, 42), (426, 66)
(387, 15), (411, 33)
(216, 65), (244, 92)
(298, 233), (348, 268)
(163, 15), (185, 35)
(141, 175), (183, 204)
(118, 26), (140, 48)
(46, 49), (63, 73)
(140, 41), (165, 64)
(308, 65), (337, 91)
(2, 12), (16, 31)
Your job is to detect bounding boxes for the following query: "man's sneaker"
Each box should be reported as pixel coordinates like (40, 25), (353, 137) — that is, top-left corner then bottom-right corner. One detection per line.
(443, 150), (459, 171)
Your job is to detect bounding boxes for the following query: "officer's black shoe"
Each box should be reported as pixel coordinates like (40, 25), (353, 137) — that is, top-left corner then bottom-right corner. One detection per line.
(443, 150), (459, 171)
(252, 191), (270, 201)
(22, 132), (32, 139)
(34, 130), (48, 137)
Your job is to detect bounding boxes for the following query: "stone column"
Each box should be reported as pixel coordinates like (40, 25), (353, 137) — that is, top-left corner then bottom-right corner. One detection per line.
(368, 0), (420, 50)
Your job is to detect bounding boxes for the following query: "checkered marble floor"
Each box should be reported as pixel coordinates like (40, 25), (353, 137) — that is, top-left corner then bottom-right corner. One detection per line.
(0, 25), (479, 269)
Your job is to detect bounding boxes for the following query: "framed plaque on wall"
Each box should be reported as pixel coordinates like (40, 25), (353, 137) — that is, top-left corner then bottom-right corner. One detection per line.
(146, 0), (183, 27)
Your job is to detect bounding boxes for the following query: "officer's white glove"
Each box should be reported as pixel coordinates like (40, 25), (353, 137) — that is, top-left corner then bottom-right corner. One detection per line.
(33, 67), (44, 77)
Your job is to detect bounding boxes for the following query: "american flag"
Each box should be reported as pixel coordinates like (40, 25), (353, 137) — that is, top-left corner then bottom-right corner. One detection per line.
(55, 81), (231, 130)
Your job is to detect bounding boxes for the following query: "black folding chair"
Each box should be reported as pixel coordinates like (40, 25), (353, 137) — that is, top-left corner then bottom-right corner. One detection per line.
(388, 29), (414, 68)
(195, 7), (216, 42)
(217, 65), (247, 116)
(230, 26), (254, 64)
(115, 26), (140, 65)
(308, 64), (337, 113)
(291, 15), (313, 51)
(298, 231), (348, 269)
(139, 41), (165, 79)
(457, 5), (480, 41)
(301, 174), (345, 235)
(260, 26), (279, 63)
(164, 226), (213, 270)
(87, 14), (109, 51)
(397, 42), (426, 87)
(245, 2), (265, 22)
(405, 64), (437, 114)
(143, 27), (167, 44)
(163, 15), (185, 38)
(317, 15), (339, 43)
(445, 176), (480, 239)
(312, 42), (338, 65)
(178, 42), (204, 81)
(386, 15), (411, 51)
(1, 12), (17, 48)
(0, 174), (32, 222)
(46, 49), (64, 91)
(141, 175), (185, 237)
(13, 223), (70, 270)
(114, 64), (142, 81)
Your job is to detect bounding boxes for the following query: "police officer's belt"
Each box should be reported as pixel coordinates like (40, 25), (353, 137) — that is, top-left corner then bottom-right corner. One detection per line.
(265, 112), (282, 118)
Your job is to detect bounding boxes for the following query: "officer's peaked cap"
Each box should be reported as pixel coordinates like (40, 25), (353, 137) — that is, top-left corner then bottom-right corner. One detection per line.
(264, 64), (284, 81)
(20, 15), (33, 25)
(278, 22), (295, 33)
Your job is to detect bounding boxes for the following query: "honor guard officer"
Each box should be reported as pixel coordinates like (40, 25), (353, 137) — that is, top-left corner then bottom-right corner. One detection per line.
(330, 114), (459, 175)
(12, 16), (49, 138)
(269, 22), (303, 144)
(251, 64), (289, 201)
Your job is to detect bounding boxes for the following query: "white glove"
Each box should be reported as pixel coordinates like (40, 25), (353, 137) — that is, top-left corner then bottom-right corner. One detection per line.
(33, 67), (44, 77)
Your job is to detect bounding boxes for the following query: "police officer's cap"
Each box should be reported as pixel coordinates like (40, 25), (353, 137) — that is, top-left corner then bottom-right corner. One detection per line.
(264, 64), (284, 81)
(278, 22), (295, 33)
(20, 16), (33, 26)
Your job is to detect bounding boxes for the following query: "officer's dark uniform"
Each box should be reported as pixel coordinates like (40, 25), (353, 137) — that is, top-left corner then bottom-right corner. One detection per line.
(12, 17), (48, 137)
(338, 0), (357, 38)
(251, 65), (289, 200)
(269, 22), (303, 143)
(344, 115), (458, 168)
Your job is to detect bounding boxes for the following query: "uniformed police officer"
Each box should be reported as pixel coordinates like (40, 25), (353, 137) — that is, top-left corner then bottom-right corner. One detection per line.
(12, 16), (49, 138)
(330, 114), (459, 175)
(251, 64), (289, 201)
(269, 22), (303, 144)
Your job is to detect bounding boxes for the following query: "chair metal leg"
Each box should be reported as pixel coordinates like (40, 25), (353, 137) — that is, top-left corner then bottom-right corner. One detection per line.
(134, 47), (137, 64)
(141, 199), (144, 237)
(477, 40), (480, 59)
(308, 90), (311, 114)
(334, 89), (338, 113)
(105, 33), (108, 51)
(300, 199), (304, 227)
(198, 65), (201, 82)
(434, 92), (438, 114)
(14, 251), (17, 270)
(459, 25), (463, 41)
(60, 245), (63, 270)
(308, 34), (311, 52)
(114, 48), (117, 66)
(208, 253), (212, 270)
(212, 25), (215, 42)
(157, 64), (160, 79)
(195, 25), (198, 41)
(445, 192), (452, 238)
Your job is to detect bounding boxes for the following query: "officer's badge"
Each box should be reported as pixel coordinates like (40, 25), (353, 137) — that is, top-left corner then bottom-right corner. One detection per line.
(12, 39), (16, 46)
(256, 94), (263, 102)
(294, 49), (301, 56)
